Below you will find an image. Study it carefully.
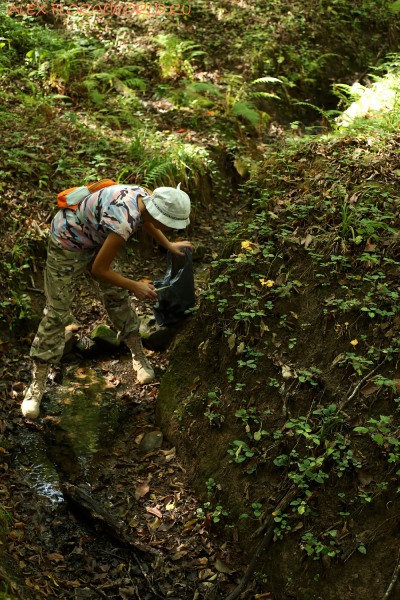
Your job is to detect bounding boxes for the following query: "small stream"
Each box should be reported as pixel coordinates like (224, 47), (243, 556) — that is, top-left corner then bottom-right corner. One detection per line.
(15, 364), (129, 503)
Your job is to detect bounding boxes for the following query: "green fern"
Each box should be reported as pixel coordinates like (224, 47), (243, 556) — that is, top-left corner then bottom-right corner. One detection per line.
(231, 101), (260, 126)
(251, 76), (282, 85)
(390, 0), (400, 13)
(142, 160), (175, 187)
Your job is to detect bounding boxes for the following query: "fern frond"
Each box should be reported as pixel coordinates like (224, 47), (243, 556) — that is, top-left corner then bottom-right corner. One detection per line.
(250, 76), (282, 85)
(249, 91), (280, 99)
(390, 0), (400, 13)
(292, 100), (341, 119)
(142, 161), (175, 187)
(231, 101), (260, 126)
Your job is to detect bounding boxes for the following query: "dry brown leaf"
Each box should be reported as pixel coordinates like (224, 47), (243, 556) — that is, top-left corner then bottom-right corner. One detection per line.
(134, 482), (150, 501)
(228, 333), (236, 351)
(148, 517), (161, 531)
(214, 557), (235, 574)
(158, 520), (175, 532)
(360, 381), (380, 396)
(46, 553), (64, 562)
(355, 468), (373, 486)
(146, 506), (162, 519)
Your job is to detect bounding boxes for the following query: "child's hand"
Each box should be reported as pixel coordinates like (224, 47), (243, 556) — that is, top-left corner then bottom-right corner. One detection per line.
(131, 281), (158, 300)
(169, 241), (193, 256)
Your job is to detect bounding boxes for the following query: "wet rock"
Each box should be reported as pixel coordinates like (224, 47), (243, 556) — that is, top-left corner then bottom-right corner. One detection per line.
(139, 315), (183, 352)
(75, 336), (98, 356)
(139, 430), (163, 453)
(141, 326), (179, 352)
(91, 324), (120, 351)
(64, 330), (78, 356)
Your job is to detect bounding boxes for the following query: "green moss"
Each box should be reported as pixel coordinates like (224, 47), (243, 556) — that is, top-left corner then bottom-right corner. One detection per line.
(0, 437), (12, 451)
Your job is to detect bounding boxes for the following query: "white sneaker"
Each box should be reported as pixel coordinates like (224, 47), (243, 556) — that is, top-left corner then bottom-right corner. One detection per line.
(21, 361), (51, 418)
(125, 333), (155, 384)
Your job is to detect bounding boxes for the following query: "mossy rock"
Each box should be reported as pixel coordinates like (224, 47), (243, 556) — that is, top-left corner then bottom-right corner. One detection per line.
(91, 324), (120, 350)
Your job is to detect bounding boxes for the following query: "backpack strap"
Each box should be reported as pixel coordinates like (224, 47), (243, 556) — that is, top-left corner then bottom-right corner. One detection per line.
(57, 180), (151, 210)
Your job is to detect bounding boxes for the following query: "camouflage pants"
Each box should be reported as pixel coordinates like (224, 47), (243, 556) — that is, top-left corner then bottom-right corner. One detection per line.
(30, 236), (139, 364)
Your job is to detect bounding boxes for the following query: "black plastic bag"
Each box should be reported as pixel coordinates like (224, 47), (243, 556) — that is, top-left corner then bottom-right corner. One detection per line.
(152, 249), (196, 326)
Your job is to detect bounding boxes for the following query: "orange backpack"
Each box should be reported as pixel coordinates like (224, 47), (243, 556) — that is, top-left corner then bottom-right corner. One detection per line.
(57, 179), (152, 210)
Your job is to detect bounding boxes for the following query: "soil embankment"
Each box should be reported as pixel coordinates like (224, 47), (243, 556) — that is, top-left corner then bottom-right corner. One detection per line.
(158, 132), (400, 599)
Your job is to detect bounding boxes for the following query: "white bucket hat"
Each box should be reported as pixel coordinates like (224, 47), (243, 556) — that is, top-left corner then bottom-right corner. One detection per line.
(143, 183), (190, 229)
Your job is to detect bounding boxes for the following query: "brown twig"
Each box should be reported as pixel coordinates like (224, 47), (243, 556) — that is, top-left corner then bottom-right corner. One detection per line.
(89, 585), (108, 600)
(339, 356), (388, 411)
(383, 547), (400, 600)
(227, 485), (298, 600)
(251, 485), (297, 539)
(26, 286), (45, 294)
(131, 554), (165, 600)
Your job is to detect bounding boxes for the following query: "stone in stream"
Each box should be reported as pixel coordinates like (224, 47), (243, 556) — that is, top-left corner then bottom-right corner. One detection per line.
(91, 324), (120, 351)
(139, 430), (163, 453)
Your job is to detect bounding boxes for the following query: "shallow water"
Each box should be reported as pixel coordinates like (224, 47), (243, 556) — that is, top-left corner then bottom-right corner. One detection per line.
(15, 365), (125, 503)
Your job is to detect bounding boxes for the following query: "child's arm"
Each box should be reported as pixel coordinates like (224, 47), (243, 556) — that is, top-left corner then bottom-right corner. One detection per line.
(92, 232), (157, 299)
(142, 222), (173, 249)
(142, 222), (193, 255)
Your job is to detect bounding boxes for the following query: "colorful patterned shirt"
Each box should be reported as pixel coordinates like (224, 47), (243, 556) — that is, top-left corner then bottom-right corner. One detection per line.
(51, 185), (149, 252)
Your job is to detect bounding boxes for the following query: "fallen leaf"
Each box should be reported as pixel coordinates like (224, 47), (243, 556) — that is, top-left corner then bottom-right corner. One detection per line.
(134, 482), (150, 501)
(146, 506), (162, 519)
(214, 556), (235, 574)
(129, 520), (139, 528)
(302, 234), (313, 248)
(281, 365), (294, 380)
(236, 341), (245, 355)
(119, 588), (136, 600)
(355, 468), (373, 486)
(360, 381), (380, 396)
(228, 333), (236, 351)
(158, 520), (175, 532)
(148, 517), (161, 531)
(46, 553), (64, 562)
(171, 551), (188, 560)
(198, 568), (214, 580)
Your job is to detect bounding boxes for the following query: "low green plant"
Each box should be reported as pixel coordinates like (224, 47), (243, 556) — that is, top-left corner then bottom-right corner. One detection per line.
(227, 440), (254, 464)
(301, 531), (340, 560)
